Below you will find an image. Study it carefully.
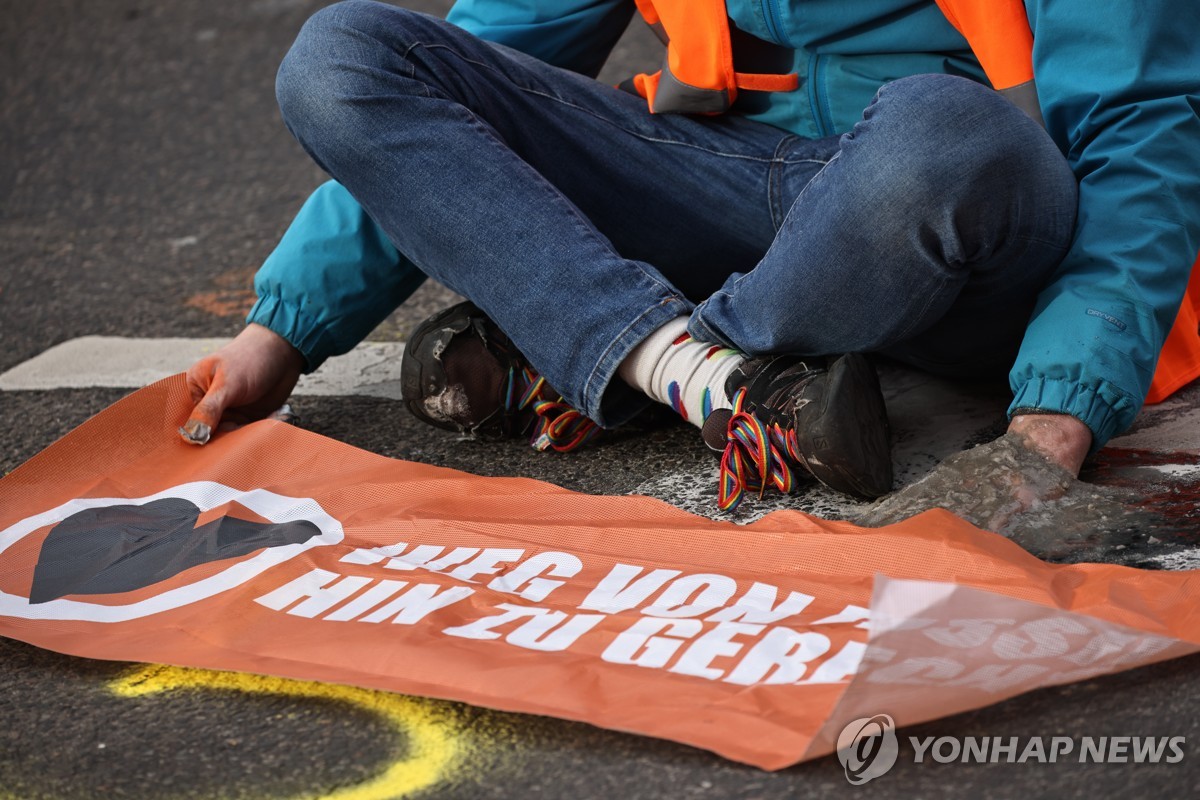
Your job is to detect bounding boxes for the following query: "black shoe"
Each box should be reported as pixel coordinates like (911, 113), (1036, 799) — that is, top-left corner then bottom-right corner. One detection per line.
(400, 302), (599, 451)
(701, 353), (892, 507)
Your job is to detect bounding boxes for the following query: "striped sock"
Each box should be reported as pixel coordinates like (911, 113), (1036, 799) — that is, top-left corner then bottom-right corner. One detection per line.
(617, 317), (745, 427)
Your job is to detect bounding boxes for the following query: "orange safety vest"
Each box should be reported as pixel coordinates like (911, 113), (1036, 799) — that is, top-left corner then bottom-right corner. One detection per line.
(628, 0), (1200, 404)
(627, 0), (798, 114)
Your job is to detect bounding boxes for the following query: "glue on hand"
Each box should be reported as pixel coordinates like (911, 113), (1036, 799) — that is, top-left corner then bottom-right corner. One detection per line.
(179, 418), (213, 445)
(179, 404), (298, 445)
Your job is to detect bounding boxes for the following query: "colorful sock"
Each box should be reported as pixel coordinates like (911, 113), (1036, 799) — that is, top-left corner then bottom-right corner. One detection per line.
(617, 317), (745, 427)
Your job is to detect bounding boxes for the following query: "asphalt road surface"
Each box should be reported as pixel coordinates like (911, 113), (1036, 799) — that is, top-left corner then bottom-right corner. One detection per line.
(2, 2), (1199, 798)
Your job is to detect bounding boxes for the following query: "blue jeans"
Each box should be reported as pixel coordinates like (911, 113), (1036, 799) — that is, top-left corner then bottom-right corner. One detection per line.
(275, 1), (1077, 427)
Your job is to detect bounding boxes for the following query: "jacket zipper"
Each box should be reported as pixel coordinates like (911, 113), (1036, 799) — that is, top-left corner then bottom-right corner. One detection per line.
(760, 0), (790, 46)
(808, 52), (832, 137)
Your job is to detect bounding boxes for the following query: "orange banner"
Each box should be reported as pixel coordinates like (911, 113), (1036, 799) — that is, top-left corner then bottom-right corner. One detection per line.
(1, 376), (1198, 770)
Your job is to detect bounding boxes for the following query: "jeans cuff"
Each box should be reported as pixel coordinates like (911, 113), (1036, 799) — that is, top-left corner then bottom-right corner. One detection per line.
(584, 296), (694, 427)
(685, 301), (739, 351)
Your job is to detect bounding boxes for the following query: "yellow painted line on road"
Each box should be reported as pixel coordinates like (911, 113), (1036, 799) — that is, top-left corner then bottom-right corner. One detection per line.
(111, 664), (462, 800)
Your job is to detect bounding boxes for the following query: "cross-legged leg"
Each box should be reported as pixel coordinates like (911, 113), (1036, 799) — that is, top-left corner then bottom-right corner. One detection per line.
(274, 1), (837, 426)
(689, 73), (1078, 378)
(274, 2), (1076, 494)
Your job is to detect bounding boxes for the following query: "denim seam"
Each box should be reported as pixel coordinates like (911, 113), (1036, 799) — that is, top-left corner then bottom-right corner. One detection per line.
(775, 147), (841, 243)
(892, 270), (954, 343)
(468, 109), (685, 303)
(402, 41), (447, 100)
(518, 88), (781, 163)
(543, 153), (683, 299)
(768, 135), (798, 230)
(413, 43), (790, 165)
(686, 313), (737, 351)
(708, 148), (845, 306)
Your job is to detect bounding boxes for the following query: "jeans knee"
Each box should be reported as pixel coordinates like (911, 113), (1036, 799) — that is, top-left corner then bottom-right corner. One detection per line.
(276, 1), (415, 137)
(857, 76), (1009, 189)
(890, 75), (1070, 187)
(851, 73), (1076, 248)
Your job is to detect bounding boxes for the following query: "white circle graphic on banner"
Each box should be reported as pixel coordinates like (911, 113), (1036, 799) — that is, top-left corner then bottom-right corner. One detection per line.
(0, 481), (342, 622)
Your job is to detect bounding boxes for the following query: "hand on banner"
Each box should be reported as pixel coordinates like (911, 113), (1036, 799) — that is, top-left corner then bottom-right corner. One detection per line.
(180, 324), (305, 444)
(858, 416), (1145, 559)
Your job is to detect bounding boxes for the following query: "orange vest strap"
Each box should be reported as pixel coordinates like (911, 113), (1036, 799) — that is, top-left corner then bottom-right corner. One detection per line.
(734, 72), (800, 93)
(632, 71), (660, 109)
(933, 0), (1034, 91)
(627, 0), (798, 115)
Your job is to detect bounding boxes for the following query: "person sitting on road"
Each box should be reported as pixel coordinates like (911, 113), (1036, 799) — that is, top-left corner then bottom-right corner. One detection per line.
(179, 0), (1200, 531)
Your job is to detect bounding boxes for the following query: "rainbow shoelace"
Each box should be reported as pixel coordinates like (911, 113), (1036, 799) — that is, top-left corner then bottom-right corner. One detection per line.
(498, 335), (806, 507)
(503, 366), (601, 453)
(716, 386), (804, 511)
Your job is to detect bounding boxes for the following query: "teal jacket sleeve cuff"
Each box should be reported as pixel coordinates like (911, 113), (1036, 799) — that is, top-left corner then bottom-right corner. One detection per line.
(1008, 377), (1137, 456)
(247, 180), (427, 372)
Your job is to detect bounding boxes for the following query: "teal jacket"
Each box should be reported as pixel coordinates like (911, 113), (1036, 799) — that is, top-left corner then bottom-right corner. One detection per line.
(249, 0), (1200, 450)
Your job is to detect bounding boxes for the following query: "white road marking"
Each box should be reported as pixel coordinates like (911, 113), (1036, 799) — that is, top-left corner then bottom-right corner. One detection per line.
(1144, 464), (1200, 480)
(0, 336), (406, 398)
(1146, 548), (1200, 571)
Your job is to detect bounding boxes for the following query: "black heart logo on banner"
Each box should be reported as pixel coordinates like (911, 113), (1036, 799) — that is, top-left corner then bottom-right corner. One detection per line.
(30, 498), (320, 604)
